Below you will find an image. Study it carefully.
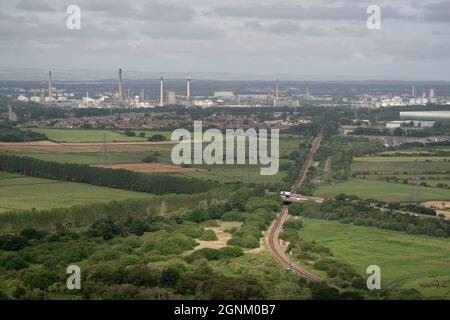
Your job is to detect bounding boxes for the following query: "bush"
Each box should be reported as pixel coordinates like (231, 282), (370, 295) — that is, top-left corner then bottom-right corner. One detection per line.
(124, 130), (136, 137)
(20, 229), (47, 240)
(199, 230), (218, 241)
(148, 134), (166, 142)
(279, 229), (299, 242)
(221, 211), (246, 222)
(0, 253), (29, 270)
(207, 204), (226, 219)
(186, 246), (244, 262)
(185, 208), (209, 223)
(283, 219), (303, 230)
(288, 203), (304, 216)
(0, 234), (28, 251)
(173, 222), (204, 239)
(142, 155), (159, 163)
(87, 219), (123, 240)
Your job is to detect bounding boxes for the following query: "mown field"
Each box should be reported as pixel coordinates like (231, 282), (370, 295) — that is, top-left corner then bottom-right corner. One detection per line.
(28, 128), (171, 143)
(0, 172), (150, 212)
(355, 156), (450, 163)
(25, 151), (172, 165)
(299, 218), (450, 298)
(175, 164), (288, 184)
(315, 178), (450, 202)
(352, 159), (450, 174)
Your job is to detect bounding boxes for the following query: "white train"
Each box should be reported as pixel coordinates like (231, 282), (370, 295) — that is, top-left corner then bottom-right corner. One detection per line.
(280, 191), (323, 204)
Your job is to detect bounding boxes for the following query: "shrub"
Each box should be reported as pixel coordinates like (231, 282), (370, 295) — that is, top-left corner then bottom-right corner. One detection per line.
(199, 230), (218, 241)
(142, 155), (159, 163)
(0, 253), (29, 270)
(0, 234), (28, 251)
(148, 134), (166, 142)
(185, 208), (209, 223)
(20, 229), (47, 240)
(283, 219), (303, 230)
(221, 211), (246, 222)
(186, 246), (244, 262)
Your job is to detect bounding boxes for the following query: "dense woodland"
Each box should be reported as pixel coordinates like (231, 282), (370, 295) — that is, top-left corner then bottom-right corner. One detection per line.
(0, 121), (47, 142)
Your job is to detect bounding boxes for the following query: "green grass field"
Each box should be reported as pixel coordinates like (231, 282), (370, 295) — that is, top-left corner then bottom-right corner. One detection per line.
(356, 156), (450, 163)
(352, 160), (450, 174)
(299, 218), (450, 298)
(315, 178), (450, 202)
(26, 151), (172, 165)
(175, 164), (288, 184)
(30, 128), (299, 144)
(0, 172), (151, 212)
(28, 128), (171, 143)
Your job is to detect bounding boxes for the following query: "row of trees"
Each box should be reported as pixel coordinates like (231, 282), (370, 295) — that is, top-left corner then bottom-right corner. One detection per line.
(289, 200), (449, 238)
(0, 154), (213, 195)
(0, 121), (47, 142)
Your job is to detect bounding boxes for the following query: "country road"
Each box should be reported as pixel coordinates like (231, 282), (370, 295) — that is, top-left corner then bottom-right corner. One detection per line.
(267, 133), (338, 286)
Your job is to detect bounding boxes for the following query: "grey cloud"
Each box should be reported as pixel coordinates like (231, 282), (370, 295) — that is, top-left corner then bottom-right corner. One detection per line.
(80, 0), (195, 21)
(141, 22), (224, 40)
(245, 21), (303, 34)
(81, 0), (136, 17)
(213, 4), (409, 21)
(135, 2), (195, 22)
(423, 1), (450, 21)
(16, 0), (55, 12)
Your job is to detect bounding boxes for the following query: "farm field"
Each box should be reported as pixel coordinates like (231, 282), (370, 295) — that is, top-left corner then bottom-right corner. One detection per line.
(355, 156), (450, 162)
(352, 160), (450, 174)
(22, 151), (171, 165)
(28, 128), (171, 143)
(0, 142), (173, 154)
(0, 172), (150, 212)
(93, 163), (205, 173)
(175, 164), (288, 184)
(315, 178), (450, 202)
(299, 218), (450, 298)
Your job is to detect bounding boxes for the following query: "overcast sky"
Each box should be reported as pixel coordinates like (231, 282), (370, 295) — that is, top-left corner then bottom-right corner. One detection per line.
(0, 0), (450, 80)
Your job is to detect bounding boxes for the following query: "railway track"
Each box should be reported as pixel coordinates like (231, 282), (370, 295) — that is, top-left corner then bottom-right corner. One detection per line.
(267, 133), (340, 289)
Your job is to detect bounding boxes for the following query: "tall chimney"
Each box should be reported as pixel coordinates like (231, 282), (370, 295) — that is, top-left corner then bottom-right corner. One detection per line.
(159, 77), (164, 107)
(274, 78), (279, 107)
(187, 78), (191, 101)
(48, 70), (52, 102)
(118, 68), (124, 103)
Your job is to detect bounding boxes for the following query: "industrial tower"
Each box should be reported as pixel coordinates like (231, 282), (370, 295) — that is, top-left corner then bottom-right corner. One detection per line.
(160, 77), (164, 107)
(48, 70), (52, 102)
(274, 78), (279, 107)
(118, 68), (124, 103)
(187, 78), (192, 101)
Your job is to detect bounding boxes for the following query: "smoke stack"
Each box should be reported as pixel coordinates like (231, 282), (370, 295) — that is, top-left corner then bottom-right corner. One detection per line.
(187, 78), (192, 101)
(274, 78), (279, 107)
(48, 70), (52, 102)
(160, 77), (164, 107)
(118, 68), (124, 103)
